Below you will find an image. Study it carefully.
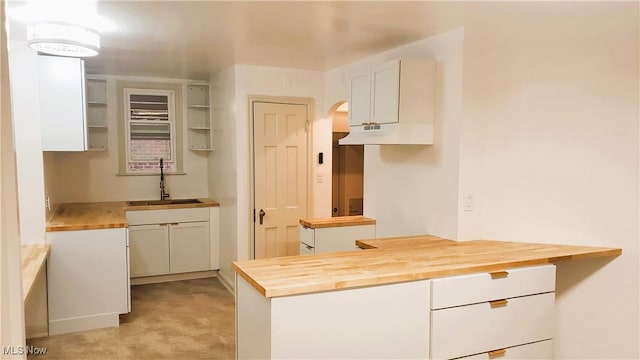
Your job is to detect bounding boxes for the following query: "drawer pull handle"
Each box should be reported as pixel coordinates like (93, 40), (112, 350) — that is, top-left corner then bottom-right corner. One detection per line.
(490, 270), (509, 279)
(488, 349), (506, 358)
(489, 299), (508, 307)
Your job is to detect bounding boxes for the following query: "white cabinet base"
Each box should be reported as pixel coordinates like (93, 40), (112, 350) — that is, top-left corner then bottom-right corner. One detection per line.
(49, 313), (120, 336)
(46, 228), (129, 336)
(236, 276), (430, 359)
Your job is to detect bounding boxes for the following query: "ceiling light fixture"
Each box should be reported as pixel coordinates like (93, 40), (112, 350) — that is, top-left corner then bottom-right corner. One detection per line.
(27, 22), (100, 57)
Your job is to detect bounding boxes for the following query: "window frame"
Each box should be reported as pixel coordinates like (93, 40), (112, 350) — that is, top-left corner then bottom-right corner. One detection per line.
(124, 88), (177, 173)
(116, 80), (184, 176)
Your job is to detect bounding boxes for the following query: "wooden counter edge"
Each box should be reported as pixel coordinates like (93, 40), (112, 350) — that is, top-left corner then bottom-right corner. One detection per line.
(300, 217), (376, 229)
(46, 222), (129, 232)
(232, 261), (267, 297)
(21, 245), (51, 303)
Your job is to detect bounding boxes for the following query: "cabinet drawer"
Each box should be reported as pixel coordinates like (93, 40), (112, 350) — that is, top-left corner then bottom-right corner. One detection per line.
(300, 226), (315, 247)
(430, 292), (555, 360)
(431, 265), (555, 309)
(456, 340), (553, 360)
(126, 208), (209, 225)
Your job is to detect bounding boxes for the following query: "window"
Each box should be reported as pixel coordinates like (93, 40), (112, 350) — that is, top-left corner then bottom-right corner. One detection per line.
(124, 88), (176, 173)
(117, 81), (184, 175)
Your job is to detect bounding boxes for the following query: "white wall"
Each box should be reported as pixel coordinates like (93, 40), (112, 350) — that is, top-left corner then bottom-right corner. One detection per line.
(324, 28), (465, 239)
(7, 40), (46, 245)
(0, 7), (26, 355)
(210, 65), (326, 285)
(46, 75), (210, 203)
(209, 66), (238, 287)
(461, 2), (639, 358)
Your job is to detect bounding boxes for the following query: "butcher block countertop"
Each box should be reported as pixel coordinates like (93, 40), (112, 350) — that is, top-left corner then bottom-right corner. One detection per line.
(21, 244), (50, 302)
(46, 199), (220, 231)
(232, 235), (621, 298)
(300, 216), (376, 229)
(46, 202), (128, 231)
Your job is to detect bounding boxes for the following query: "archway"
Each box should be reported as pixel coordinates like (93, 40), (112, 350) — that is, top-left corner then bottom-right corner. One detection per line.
(327, 101), (364, 217)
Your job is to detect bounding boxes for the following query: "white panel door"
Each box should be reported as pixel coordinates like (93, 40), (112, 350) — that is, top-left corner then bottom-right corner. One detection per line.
(371, 59), (400, 124)
(169, 221), (210, 273)
(253, 102), (308, 259)
(129, 224), (170, 277)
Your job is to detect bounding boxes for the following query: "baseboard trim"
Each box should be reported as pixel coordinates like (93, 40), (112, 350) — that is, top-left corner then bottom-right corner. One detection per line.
(130, 270), (218, 285)
(217, 272), (235, 296)
(25, 325), (48, 340)
(49, 313), (119, 336)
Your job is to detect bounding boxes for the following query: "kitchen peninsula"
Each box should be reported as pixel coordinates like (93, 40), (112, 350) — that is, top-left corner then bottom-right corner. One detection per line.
(233, 235), (621, 359)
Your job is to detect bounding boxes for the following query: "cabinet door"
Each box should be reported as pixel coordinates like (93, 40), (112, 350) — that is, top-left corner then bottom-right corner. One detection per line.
(129, 224), (170, 277)
(348, 72), (371, 127)
(38, 55), (87, 151)
(371, 59), (400, 124)
(169, 221), (210, 273)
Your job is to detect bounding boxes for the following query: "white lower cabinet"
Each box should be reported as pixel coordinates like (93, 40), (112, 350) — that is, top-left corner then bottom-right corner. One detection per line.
(430, 265), (556, 360)
(127, 208), (218, 278)
(127, 208), (212, 277)
(236, 276), (431, 360)
(46, 228), (130, 335)
(299, 224), (375, 254)
(235, 264), (557, 360)
(129, 224), (170, 277)
(169, 221), (210, 273)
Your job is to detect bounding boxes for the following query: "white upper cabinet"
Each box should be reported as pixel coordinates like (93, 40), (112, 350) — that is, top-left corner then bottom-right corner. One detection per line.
(38, 55), (88, 151)
(342, 58), (437, 145)
(348, 71), (372, 127)
(371, 59), (401, 124)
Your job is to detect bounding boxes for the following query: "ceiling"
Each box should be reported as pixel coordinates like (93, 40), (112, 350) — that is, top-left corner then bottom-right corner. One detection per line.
(7, 1), (465, 80)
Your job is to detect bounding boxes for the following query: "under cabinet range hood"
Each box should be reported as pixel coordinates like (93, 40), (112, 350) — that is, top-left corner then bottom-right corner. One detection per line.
(338, 122), (433, 145)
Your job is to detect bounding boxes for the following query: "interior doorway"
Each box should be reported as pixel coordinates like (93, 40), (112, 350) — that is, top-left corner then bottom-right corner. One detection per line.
(329, 101), (364, 217)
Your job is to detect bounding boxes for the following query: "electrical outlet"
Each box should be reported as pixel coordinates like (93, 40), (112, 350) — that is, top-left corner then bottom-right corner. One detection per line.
(463, 193), (474, 212)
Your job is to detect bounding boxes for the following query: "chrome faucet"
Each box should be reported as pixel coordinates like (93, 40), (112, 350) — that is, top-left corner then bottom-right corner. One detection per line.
(159, 158), (170, 200)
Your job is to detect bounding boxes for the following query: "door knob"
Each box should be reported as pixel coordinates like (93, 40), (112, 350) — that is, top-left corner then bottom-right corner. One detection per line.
(259, 209), (266, 225)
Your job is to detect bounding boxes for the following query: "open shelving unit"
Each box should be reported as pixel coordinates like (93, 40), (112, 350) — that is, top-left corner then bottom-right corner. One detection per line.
(86, 78), (108, 151)
(186, 83), (212, 151)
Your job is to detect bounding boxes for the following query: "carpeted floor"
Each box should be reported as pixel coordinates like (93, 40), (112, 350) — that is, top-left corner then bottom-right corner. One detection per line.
(27, 277), (235, 359)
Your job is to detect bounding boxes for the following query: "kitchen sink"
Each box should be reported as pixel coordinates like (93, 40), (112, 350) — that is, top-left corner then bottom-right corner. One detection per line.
(127, 199), (203, 206)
